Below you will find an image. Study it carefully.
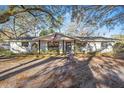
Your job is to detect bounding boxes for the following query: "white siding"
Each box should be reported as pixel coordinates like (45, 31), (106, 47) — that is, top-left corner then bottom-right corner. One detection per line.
(59, 41), (63, 54)
(100, 42), (114, 53)
(71, 41), (75, 53)
(10, 41), (32, 53)
(80, 42), (115, 53)
(40, 41), (48, 51)
(10, 40), (116, 54)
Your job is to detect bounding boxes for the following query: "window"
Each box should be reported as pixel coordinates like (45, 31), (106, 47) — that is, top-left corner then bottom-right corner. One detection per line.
(87, 44), (93, 52)
(22, 42), (29, 47)
(66, 42), (71, 52)
(101, 42), (108, 49)
(48, 41), (59, 51)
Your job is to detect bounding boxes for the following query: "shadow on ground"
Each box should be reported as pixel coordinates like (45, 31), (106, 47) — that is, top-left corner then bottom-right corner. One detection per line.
(0, 53), (124, 88)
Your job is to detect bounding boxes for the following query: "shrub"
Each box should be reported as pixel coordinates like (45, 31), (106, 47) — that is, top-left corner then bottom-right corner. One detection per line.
(0, 49), (16, 57)
(113, 42), (124, 58)
(100, 52), (114, 57)
(113, 42), (124, 54)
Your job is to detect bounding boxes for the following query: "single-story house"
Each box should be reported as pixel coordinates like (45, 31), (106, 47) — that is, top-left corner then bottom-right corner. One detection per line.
(9, 32), (119, 54)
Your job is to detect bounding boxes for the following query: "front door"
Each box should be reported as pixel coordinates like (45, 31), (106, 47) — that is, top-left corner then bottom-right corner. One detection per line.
(66, 42), (72, 53)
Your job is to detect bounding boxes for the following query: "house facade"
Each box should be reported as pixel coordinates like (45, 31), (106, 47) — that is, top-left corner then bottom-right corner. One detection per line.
(9, 33), (119, 54)
(9, 37), (36, 53)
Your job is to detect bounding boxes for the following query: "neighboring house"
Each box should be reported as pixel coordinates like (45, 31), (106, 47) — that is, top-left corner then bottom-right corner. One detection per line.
(9, 32), (119, 54)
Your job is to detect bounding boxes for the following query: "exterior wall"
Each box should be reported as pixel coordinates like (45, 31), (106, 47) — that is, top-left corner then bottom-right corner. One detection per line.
(80, 41), (115, 53)
(71, 41), (75, 53)
(100, 42), (115, 53)
(40, 41), (48, 52)
(80, 42), (101, 53)
(87, 42), (101, 52)
(10, 41), (32, 53)
(39, 41), (115, 54)
(39, 40), (74, 54)
(59, 41), (63, 54)
(10, 40), (116, 54)
(0, 41), (10, 49)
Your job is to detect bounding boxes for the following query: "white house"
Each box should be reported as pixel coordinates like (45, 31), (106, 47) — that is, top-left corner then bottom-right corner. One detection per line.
(9, 37), (36, 53)
(9, 33), (119, 54)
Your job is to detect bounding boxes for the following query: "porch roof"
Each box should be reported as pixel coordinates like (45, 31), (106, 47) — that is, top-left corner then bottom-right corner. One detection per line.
(33, 32), (82, 41)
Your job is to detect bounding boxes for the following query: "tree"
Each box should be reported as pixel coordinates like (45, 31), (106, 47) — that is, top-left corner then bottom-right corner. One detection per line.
(112, 35), (124, 39)
(0, 6), (63, 25)
(70, 6), (124, 36)
(40, 28), (55, 36)
(1, 5), (124, 37)
(40, 29), (48, 36)
(0, 5), (65, 38)
(113, 42), (124, 56)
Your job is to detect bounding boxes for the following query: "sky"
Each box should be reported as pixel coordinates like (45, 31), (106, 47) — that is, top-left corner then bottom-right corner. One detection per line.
(61, 10), (123, 37)
(0, 5), (123, 37)
(0, 5), (8, 10)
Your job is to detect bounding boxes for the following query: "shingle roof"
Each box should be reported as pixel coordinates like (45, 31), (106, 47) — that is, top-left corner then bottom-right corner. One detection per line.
(10, 37), (36, 41)
(33, 32), (82, 41)
(13, 37), (36, 40)
(9, 32), (119, 42)
(76, 36), (119, 41)
(34, 32), (119, 42)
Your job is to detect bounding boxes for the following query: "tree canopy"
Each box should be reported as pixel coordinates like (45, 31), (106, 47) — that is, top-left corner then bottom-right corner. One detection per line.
(0, 5), (124, 37)
(40, 28), (55, 36)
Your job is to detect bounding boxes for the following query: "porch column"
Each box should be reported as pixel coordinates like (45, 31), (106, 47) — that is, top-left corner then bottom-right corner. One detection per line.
(38, 40), (40, 54)
(29, 42), (32, 53)
(63, 40), (64, 54)
(71, 40), (75, 53)
(45, 42), (48, 52)
(74, 40), (76, 54)
(59, 41), (63, 54)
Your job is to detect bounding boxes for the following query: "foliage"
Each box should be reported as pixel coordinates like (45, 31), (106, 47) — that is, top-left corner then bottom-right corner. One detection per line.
(113, 42), (124, 53)
(1, 5), (124, 37)
(112, 42), (124, 59)
(40, 28), (55, 36)
(112, 35), (124, 41)
(0, 49), (16, 57)
(0, 5), (65, 38)
(99, 52), (114, 57)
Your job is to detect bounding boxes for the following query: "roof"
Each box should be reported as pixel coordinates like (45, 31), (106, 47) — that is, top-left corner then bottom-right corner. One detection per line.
(8, 32), (120, 42)
(33, 32), (82, 41)
(76, 36), (119, 42)
(34, 32), (119, 42)
(13, 37), (36, 40)
(9, 37), (36, 42)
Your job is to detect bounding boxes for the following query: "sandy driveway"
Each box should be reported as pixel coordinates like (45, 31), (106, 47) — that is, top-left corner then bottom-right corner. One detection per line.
(0, 56), (124, 88)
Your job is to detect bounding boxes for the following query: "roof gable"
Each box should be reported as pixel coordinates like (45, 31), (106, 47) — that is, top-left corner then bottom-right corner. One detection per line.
(34, 32), (80, 41)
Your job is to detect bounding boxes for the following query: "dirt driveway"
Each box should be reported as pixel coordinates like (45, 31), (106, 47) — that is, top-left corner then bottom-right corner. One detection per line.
(0, 56), (124, 88)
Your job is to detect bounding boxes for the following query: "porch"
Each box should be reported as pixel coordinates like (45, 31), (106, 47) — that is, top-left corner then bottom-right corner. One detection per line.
(33, 33), (82, 54)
